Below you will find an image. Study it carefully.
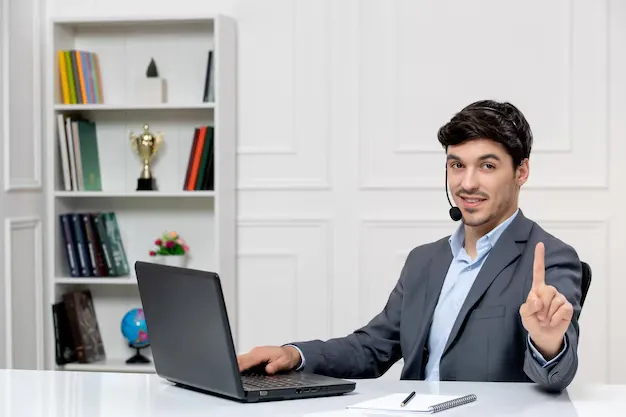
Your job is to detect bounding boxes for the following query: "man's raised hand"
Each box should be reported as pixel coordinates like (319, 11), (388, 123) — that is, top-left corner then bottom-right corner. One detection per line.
(519, 242), (574, 359)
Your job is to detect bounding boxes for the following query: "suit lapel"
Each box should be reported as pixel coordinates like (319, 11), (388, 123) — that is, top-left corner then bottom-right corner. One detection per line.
(441, 211), (532, 356)
(405, 240), (452, 370)
(424, 244), (454, 328)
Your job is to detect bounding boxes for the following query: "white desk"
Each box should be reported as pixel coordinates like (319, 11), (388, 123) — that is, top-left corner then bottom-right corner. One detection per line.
(1, 369), (625, 416)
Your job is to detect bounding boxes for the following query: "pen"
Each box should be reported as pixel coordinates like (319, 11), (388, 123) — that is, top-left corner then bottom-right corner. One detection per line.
(400, 391), (416, 407)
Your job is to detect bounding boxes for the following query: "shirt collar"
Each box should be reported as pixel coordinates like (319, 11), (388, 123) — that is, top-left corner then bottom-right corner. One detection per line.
(449, 208), (520, 257)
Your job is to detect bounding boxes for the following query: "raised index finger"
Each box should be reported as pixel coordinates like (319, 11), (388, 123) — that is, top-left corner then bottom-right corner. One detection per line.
(532, 242), (546, 289)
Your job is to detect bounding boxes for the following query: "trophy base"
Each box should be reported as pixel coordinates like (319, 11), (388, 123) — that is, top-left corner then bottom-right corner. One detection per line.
(137, 177), (157, 191)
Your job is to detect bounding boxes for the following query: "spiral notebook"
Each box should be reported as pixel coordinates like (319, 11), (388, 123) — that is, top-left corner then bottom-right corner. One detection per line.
(346, 392), (477, 414)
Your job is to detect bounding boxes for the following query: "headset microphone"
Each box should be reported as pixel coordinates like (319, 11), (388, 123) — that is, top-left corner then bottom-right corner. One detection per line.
(449, 205), (462, 222)
(445, 170), (463, 221)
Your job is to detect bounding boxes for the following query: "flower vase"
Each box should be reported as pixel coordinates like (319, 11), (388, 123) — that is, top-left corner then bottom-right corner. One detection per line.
(153, 254), (187, 268)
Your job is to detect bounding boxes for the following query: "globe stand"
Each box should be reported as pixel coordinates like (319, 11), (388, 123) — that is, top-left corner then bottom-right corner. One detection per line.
(126, 344), (151, 364)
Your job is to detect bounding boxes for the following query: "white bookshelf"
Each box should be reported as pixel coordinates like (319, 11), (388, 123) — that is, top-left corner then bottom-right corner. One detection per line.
(44, 15), (237, 374)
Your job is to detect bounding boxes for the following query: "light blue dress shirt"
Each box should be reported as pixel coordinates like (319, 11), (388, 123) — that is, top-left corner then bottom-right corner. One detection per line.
(290, 208), (567, 376)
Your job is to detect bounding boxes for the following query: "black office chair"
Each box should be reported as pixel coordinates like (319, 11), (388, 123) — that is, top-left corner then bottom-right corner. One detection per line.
(580, 261), (591, 308)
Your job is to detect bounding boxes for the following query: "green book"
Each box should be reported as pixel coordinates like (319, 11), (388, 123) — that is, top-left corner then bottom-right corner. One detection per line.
(77, 120), (102, 191)
(92, 213), (117, 276)
(102, 212), (129, 276)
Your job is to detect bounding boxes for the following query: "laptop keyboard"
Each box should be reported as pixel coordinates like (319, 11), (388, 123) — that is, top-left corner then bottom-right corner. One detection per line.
(241, 373), (310, 390)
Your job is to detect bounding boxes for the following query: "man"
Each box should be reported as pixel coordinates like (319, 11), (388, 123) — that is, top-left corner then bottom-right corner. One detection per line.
(237, 100), (582, 392)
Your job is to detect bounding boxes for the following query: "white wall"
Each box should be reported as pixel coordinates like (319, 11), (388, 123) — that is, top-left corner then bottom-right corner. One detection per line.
(0, 0), (46, 369)
(41, 0), (626, 384)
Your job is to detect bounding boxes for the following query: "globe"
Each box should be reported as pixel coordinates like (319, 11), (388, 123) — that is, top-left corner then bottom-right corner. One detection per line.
(121, 308), (150, 347)
(121, 308), (151, 364)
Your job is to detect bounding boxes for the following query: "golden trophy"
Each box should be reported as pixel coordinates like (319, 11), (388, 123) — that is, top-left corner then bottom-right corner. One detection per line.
(130, 124), (164, 191)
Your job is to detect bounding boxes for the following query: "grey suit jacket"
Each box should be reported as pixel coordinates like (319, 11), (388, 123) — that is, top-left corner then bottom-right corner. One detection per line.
(291, 210), (583, 392)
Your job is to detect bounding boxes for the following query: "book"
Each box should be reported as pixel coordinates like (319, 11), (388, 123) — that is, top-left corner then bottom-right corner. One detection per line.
(59, 211), (129, 277)
(346, 392), (477, 414)
(62, 289), (106, 363)
(52, 301), (77, 365)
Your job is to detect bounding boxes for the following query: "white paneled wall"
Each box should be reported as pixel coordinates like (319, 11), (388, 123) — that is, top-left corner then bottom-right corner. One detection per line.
(0, 0), (46, 370)
(41, 0), (626, 385)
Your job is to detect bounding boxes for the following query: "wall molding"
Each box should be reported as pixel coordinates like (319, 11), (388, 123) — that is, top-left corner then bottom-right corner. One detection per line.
(236, 252), (299, 341)
(237, 0), (332, 191)
(4, 217), (44, 369)
(391, 0), (574, 155)
(237, 145), (296, 155)
(238, 217), (333, 228)
(237, 217), (334, 337)
(358, 0), (609, 191)
(2, 0), (42, 192)
(237, 177), (331, 191)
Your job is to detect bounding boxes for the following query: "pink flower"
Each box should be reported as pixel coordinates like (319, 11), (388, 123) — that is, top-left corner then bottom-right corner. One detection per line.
(177, 238), (184, 245)
(149, 250), (156, 256)
(154, 239), (162, 246)
(165, 240), (175, 248)
(183, 244), (190, 252)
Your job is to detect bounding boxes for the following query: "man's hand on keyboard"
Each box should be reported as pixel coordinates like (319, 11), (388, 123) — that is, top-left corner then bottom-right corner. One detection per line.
(237, 346), (302, 374)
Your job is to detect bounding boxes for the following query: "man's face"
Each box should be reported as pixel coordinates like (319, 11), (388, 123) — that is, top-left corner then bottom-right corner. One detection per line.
(446, 138), (528, 229)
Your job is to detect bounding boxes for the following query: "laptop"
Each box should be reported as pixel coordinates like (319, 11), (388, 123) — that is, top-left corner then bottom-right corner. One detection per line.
(134, 261), (356, 403)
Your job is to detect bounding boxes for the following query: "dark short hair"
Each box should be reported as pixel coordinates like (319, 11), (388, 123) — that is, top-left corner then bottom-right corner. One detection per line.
(437, 99), (533, 167)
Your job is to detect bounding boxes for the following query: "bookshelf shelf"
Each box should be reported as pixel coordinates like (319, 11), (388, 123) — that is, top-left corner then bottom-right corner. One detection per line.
(51, 14), (220, 26)
(54, 191), (216, 198)
(45, 14), (237, 374)
(55, 277), (138, 285)
(54, 103), (215, 111)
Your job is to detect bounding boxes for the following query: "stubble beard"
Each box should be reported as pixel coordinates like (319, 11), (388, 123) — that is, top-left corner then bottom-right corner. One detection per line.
(462, 193), (514, 229)
(462, 208), (496, 228)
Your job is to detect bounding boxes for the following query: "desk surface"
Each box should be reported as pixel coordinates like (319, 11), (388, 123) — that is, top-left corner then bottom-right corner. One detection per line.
(1, 369), (625, 416)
